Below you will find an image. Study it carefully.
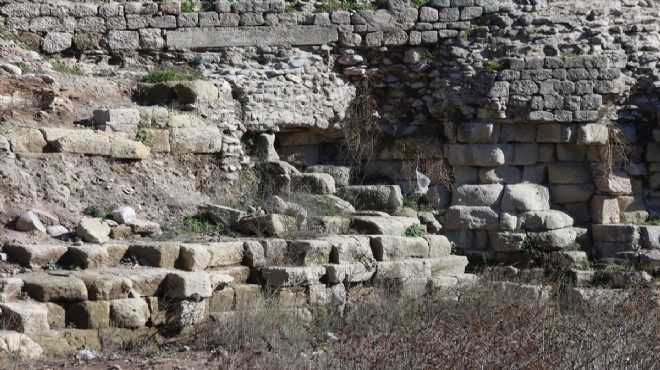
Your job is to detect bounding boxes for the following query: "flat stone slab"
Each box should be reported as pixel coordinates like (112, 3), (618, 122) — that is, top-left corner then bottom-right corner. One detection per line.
(166, 26), (339, 49)
(3, 244), (68, 269)
(22, 273), (88, 302)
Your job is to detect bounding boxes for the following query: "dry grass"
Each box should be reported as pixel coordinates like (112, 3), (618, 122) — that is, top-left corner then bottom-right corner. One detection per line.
(340, 76), (382, 166)
(174, 277), (660, 369)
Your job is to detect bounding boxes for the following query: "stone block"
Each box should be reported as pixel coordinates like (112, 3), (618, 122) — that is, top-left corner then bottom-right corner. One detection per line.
(350, 216), (420, 236)
(208, 288), (235, 313)
(126, 219), (161, 236)
(446, 144), (512, 166)
(2, 128), (47, 153)
(3, 244), (68, 269)
(443, 206), (499, 231)
(528, 228), (578, 251)
(42, 32), (72, 53)
(594, 171), (632, 194)
(167, 26), (338, 49)
(127, 242), (180, 268)
(500, 123), (536, 142)
(165, 272), (213, 301)
(437, 7), (459, 21)
(0, 302), (49, 333)
(261, 266), (326, 288)
(52, 130), (111, 155)
(238, 214), (297, 238)
(501, 184), (550, 212)
(556, 144), (586, 161)
(177, 244), (211, 271)
(337, 185), (402, 211)
(547, 162), (592, 184)
(591, 196), (620, 224)
(206, 241), (244, 267)
(479, 167), (522, 184)
(169, 127), (223, 154)
(550, 184), (594, 204)
(518, 210), (574, 231)
(370, 236), (429, 261)
(451, 184), (504, 207)
(592, 224), (638, 243)
(286, 240), (332, 266)
(66, 301), (110, 329)
(110, 298), (149, 329)
(234, 284), (263, 309)
(511, 144), (539, 165)
(324, 235), (371, 264)
(289, 173), (336, 195)
(536, 124), (575, 143)
(139, 28), (165, 50)
(107, 30), (139, 50)
(23, 274), (88, 302)
(457, 122), (498, 143)
(79, 272), (131, 300)
(66, 244), (108, 269)
(490, 232), (526, 252)
(577, 124), (608, 145)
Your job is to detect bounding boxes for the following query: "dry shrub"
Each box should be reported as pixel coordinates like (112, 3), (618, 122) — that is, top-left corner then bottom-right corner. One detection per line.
(340, 76), (382, 165)
(176, 276), (659, 369)
(593, 105), (633, 179)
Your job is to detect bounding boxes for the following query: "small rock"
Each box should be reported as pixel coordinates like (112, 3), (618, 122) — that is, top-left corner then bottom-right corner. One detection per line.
(77, 218), (111, 243)
(16, 211), (46, 233)
(75, 348), (95, 360)
(25, 51), (41, 60)
(41, 75), (55, 84)
(46, 225), (68, 237)
(1, 63), (22, 75)
(104, 219), (119, 227)
(127, 219), (161, 236)
(109, 206), (137, 224)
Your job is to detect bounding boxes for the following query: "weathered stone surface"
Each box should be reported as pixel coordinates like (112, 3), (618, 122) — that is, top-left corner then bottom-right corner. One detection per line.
(23, 274), (88, 302)
(169, 127), (223, 154)
(337, 185), (403, 211)
(67, 301), (110, 329)
(0, 302), (49, 333)
(0, 330), (43, 360)
(528, 228), (578, 251)
(424, 235), (451, 257)
(110, 298), (149, 329)
(325, 263), (375, 283)
(53, 130), (111, 155)
(371, 236), (429, 261)
(446, 144), (512, 166)
(77, 218), (110, 244)
(638, 249), (660, 273)
(490, 232), (527, 252)
(550, 184), (594, 204)
(594, 171), (632, 194)
(238, 214), (297, 237)
(206, 241), (244, 267)
(261, 266), (325, 288)
(107, 30), (139, 50)
(171, 299), (207, 326)
(165, 272), (213, 301)
(166, 26), (338, 49)
(306, 165), (351, 186)
(592, 224), (638, 243)
(289, 173), (336, 195)
(110, 137), (151, 159)
(109, 206), (136, 225)
(501, 184), (550, 212)
(42, 32), (72, 53)
(591, 196), (620, 224)
(177, 244), (211, 271)
(518, 210), (574, 231)
(3, 244), (68, 269)
(2, 128), (47, 153)
(15, 211), (46, 233)
(451, 184), (504, 207)
(128, 242), (180, 268)
(79, 272), (132, 300)
(443, 206), (499, 230)
(324, 235), (371, 264)
(286, 239), (332, 266)
(350, 216), (420, 235)
(66, 244), (109, 269)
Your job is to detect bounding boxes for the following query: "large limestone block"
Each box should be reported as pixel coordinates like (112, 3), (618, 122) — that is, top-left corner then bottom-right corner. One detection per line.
(591, 196), (620, 224)
(2, 128), (47, 153)
(424, 235), (452, 257)
(308, 284), (346, 308)
(169, 126), (223, 154)
(110, 298), (149, 329)
(289, 173), (336, 195)
(547, 162), (592, 184)
(0, 302), (49, 333)
(261, 266), (326, 288)
(238, 214), (297, 237)
(592, 224), (638, 243)
(127, 242), (180, 267)
(306, 165), (352, 186)
(108, 268), (169, 297)
(638, 249), (660, 273)
(207, 272), (234, 290)
(550, 184), (594, 204)
(208, 288), (235, 313)
(177, 244), (211, 271)
(67, 301), (110, 329)
(639, 225), (660, 250)
(170, 299), (207, 327)
(325, 263), (375, 283)
(375, 260), (429, 280)
(457, 122), (499, 143)
(451, 184), (504, 207)
(370, 236), (429, 261)
(22, 274), (88, 302)
(170, 81), (220, 105)
(206, 205), (246, 230)
(490, 232), (527, 252)
(15, 211), (47, 233)
(0, 330), (43, 360)
(425, 256), (469, 276)
(594, 171), (632, 194)
(286, 240), (332, 266)
(518, 210), (574, 231)
(527, 228), (578, 251)
(309, 216), (351, 234)
(337, 185), (403, 212)
(324, 235), (372, 264)
(52, 130), (112, 155)
(93, 108), (141, 126)
(446, 144), (512, 166)
(79, 272), (132, 300)
(110, 137), (151, 159)
(234, 284), (264, 309)
(165, 271), (213, 301)
(77, 218), (111, 244)
(3, 244), (68, 269)
(0, 278), (24, 302)
(126, 219), (161, 236)
(206, 241), (244, 267)
(501, 184), (550, 212)
(350, 216), (420, 235)
(66, 244), (109, 269)
(442, 206), (500, 231)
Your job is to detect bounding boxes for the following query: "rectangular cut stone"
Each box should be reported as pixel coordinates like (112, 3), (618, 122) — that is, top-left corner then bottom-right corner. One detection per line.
(443, 206), (500, 230)
(166, 26), (339, 49)
(591, 196), (620, 224)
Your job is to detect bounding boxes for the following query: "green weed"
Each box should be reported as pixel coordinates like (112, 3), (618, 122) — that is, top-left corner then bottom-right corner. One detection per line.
(43, 259), (60, 271)
(405, 224), (426, 237)
(52, 62), (84, 76)
(484, 59), (507, 73)
(180, 1), (195, 12)
(316, 0), (375, 12)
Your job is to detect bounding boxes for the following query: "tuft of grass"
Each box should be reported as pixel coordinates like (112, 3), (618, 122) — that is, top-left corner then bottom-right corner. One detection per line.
(0, 26), (11, 41)
(83, 204), (106, 218)
(182, 206), (225, 234)
(420, 49), (438, 62)
(140, 66), (202, 83)
(410, 0), (428, 7)
(563, 51), (580, 58)
(484, 59), (507, 73)
(285, 4), (297, 12)
(200, 2), (215, 12)
(13, 62), (29, 74)
(135, 121), (148, 143)
(52, 61), (84, 76)
(405, 224), (426, 237)
(180, 0), (195, 13)
(43, 259), (60, 271)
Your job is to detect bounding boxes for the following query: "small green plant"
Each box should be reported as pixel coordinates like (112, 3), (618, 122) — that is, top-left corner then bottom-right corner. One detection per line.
(316, 0), (375, 12)
(421, 49), (438, 62)
(180, 0), (195, 12)
(410, 0), (428, 7)
(83, 204), (105, 218)
(66, 321), (77, 329)
(140, 66), (202, 83)
(200, 2), (215, 11)
(484, 59), (507, 73)
(8, 350), (21, 362)
(52, 62), (84, 76)
(285, 4), (297, 12)
(0, 26), (10, 41)
(136, 122), (148, 143)
(14, 62), (29, 74)
(562, 51), (580, 58)
(43, 259), (60, 271)
(182, 206), (225, 234)
(641, 217), (660, 226)
(96, 69), (116, 78)
(405, 224), (426, 237)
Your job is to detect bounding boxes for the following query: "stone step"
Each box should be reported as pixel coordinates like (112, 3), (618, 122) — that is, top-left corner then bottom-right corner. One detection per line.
(305, 165), (352, 187)
(0, 301), (49, 333)
(336, 185), (403, 212)
(350, 215), (421, 235)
